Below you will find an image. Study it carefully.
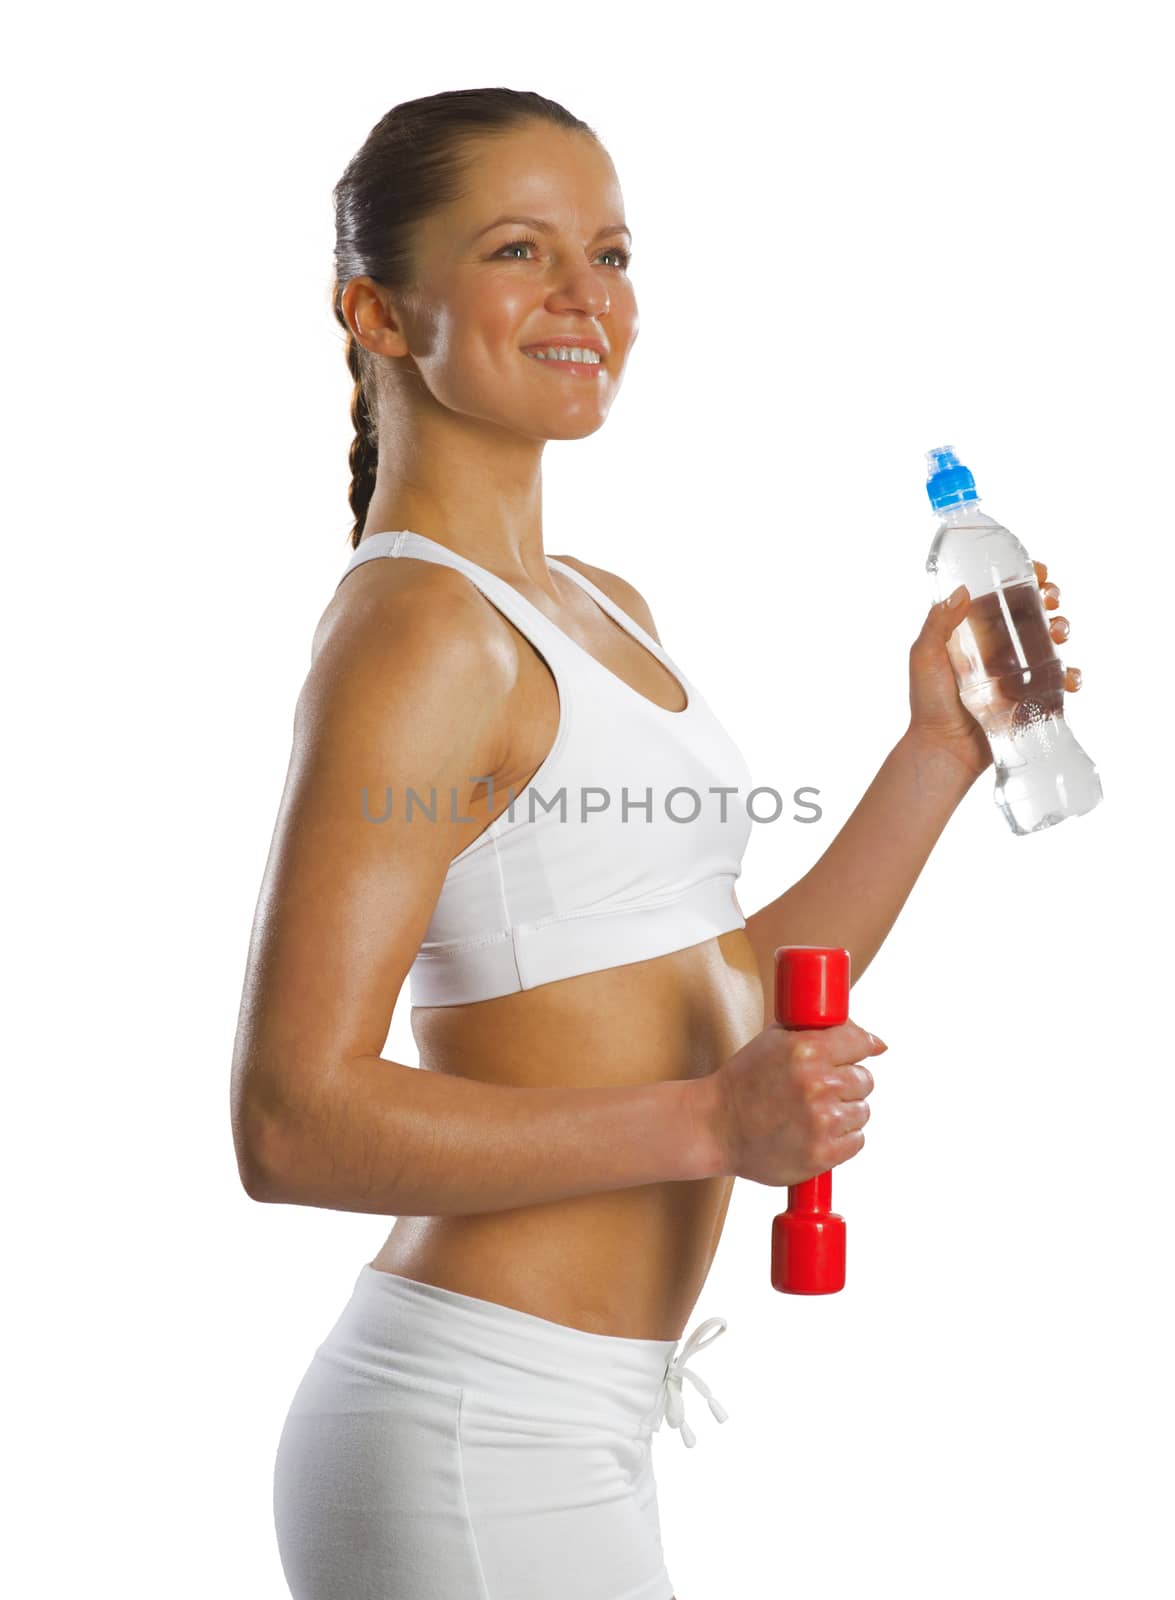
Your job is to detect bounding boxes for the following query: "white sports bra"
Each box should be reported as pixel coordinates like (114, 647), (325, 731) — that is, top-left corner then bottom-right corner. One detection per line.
(337, 530), (754, 1006)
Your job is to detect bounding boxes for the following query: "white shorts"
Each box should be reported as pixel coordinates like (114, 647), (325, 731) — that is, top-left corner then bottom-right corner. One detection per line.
(272, 1264), (729, 1599)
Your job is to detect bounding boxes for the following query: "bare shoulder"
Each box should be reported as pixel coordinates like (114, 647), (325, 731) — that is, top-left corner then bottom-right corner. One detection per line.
(309, 547), (521, 677)
(549, 552), (662, 643)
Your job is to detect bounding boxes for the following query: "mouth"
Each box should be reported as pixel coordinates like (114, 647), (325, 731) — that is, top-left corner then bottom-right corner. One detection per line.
(520, 346), (606, 378)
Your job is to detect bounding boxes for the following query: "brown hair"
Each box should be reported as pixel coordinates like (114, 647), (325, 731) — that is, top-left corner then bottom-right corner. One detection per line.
(331, 88), (599, 549)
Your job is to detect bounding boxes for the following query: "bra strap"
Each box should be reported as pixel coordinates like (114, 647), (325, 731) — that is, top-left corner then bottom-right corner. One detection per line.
(336, 529), (576, 662)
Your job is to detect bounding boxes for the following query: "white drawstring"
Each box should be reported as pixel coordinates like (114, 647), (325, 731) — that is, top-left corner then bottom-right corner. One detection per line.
(662, 1317), (729, 1449)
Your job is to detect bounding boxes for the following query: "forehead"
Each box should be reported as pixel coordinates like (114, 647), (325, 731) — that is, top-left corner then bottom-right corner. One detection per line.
(443, 124), (624, 232)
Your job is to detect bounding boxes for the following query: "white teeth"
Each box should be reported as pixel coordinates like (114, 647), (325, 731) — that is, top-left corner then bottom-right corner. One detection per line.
(524, 346), (602, 363)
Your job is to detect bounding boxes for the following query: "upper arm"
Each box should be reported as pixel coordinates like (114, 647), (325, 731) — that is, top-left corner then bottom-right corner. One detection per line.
(552, 554), (662, 644)
(230, 569), (514, 1189)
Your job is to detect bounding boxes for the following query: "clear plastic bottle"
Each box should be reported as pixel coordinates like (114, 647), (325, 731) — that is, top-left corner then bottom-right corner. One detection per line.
(924, 445), (1103, 835)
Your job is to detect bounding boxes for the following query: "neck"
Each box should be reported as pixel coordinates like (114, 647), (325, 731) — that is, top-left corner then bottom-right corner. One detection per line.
(363, 393), (550, 584)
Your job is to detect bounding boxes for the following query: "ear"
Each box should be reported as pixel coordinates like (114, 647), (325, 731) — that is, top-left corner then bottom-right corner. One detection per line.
(342, 276), (412, 360)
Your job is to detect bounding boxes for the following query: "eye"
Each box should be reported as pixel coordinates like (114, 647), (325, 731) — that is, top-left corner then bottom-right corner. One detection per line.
(495, 237), (632, 270)
(497, 235), (543, 260)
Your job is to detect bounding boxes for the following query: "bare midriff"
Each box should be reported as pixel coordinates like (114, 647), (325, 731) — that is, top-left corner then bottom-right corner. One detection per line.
(368, 926), (765, 1342)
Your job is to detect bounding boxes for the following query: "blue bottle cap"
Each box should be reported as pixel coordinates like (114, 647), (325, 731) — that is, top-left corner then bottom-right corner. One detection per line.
(925, 445), (979, 511)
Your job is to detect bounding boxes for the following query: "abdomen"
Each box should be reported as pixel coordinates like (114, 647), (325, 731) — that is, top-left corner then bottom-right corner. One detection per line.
(371, 928), (763, 1340)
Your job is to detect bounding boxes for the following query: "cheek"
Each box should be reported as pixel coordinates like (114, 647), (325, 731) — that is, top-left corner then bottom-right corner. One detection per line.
(440, 281), (534, 369)
(609, 297), (638, 363)
(610, 285), (639, 347)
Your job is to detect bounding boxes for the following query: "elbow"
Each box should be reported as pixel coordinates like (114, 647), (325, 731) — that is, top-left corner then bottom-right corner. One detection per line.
(232, 1097), (295, 1204)
(239, 1170), (272, 1204)
(238, 1153), (279, 1203)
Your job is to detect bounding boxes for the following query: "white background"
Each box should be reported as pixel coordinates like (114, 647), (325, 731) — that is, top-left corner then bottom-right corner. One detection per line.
(5, 2), (1172, 1596)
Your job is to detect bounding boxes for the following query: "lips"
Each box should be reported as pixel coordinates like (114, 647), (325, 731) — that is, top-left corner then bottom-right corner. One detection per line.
(519, 337), (607, 356)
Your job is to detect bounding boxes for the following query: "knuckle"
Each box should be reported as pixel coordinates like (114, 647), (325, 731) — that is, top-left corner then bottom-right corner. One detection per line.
(801, 1081), (827, 1112)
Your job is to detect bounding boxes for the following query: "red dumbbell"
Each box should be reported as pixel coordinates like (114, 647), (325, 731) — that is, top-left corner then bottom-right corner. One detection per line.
(771, 946), (852, 1295)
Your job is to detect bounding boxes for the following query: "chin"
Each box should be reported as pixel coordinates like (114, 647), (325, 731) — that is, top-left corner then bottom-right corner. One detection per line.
(457, 389), (616, 443)
(542, 412), (611, 442)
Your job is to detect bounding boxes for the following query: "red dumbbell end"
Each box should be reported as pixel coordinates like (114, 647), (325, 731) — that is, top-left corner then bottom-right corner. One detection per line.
(771, 1175), (847, 1294)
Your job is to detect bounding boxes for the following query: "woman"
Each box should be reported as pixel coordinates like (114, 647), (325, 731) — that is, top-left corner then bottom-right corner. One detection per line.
(230, 88), (1081, 1600)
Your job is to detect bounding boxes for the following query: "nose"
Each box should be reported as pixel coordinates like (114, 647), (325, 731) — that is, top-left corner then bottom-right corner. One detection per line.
(544, 262), (610, 317)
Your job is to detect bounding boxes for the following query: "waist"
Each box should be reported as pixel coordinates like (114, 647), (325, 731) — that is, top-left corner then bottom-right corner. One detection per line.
(373, 1168), (734, 1343)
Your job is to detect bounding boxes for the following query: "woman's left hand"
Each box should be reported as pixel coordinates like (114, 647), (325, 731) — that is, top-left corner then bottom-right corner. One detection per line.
(906, 560), (1083, 779)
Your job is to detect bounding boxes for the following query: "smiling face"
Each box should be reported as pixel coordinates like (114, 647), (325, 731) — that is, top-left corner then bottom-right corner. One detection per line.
(363, 122), (639, 443)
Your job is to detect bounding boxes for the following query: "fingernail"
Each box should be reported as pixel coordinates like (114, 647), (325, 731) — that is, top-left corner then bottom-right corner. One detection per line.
(945, 584), (967, 607)
(868, 1033), (889, 1052)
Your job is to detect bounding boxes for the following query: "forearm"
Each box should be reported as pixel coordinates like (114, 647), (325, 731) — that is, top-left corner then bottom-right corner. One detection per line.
(743, 727), (980, 993)
(245, 1055), (722, 1215)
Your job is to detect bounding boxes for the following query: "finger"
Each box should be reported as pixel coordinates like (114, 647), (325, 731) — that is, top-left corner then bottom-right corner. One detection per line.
(1064, 665), (1082, 692)
(926, 585), (969, 631)
(828, 1062), (876, 1103)
(1033, 559), (1049, 585)
(1041, 581), (1060, 608)
(1049, 613), (1070, 642)
(828, 1019), (888, 1062)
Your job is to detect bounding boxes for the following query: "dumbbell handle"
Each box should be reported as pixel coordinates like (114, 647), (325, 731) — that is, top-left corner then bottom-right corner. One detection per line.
(771, 946), (851, 1295)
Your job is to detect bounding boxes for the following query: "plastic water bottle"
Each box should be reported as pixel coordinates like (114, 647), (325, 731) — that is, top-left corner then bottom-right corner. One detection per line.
(924, 446), (1103, 836)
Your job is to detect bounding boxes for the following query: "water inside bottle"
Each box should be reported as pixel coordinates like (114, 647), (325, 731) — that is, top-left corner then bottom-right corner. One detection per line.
(946, 578), (1066, 733)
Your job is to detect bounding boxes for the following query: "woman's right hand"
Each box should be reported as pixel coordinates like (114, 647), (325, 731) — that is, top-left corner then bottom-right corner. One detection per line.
(703, 1020), (889, 1186)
